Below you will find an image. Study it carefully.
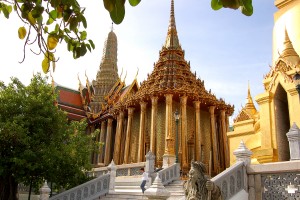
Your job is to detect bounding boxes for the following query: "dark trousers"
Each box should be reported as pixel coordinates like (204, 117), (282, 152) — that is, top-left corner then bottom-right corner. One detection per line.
(140, 180), (147, 193)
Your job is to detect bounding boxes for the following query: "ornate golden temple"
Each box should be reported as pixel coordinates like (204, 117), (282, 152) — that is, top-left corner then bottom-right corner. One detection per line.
(228, 0), (300, 165)
(57, 0), (234, 175)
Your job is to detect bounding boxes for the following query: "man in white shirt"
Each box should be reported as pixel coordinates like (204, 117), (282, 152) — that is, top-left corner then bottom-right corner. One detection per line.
(140, 167), (148, 194)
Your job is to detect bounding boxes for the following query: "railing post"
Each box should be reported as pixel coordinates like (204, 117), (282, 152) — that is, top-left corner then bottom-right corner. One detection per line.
(39, 181), (51, 200)
(254, 174), (262, 200)
(233, 140), (252, 166)
(248, 175), (255, 200)
(144, 174), (170, 200)
(233, 140), (252, 198)
(286, 122), (300, 160)
(107, 160), (116, 194)
(146, 151), (156, 186)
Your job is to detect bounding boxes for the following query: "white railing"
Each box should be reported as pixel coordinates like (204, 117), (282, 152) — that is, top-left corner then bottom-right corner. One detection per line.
(247, 160), (300, 200)
(212, 161), (247, 200)
(158, 163), (180, 185)
(91, 162), (145, 177)
(49, 174), (110, 200)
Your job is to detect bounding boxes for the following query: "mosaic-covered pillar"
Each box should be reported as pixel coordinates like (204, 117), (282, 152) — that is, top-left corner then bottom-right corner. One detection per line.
(209, 106), (219, 173)
(98, 121), (107, 164)
(163, 94), (175, 168)
(194, 101), (201, 162)
(113, 111), (124, 165)
(150, 96), (158, 153)
(180, 96), (188, 172)
(138, 101), (147, 162)
(104, 118), (113, 165)
(221, 109), (230, 167)
(123, 107), (135, 164)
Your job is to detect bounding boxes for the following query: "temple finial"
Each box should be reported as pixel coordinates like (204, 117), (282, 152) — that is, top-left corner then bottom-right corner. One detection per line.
(171, 0), (174, 17)
(111, 22), (114, 32)
(164, 0), (180, 48)
(247, 81), (253, 104)
(134, 68), (139, 80)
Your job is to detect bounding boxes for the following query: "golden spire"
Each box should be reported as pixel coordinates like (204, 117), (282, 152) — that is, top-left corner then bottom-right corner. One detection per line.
(280, 27), (300, 65)
(164, 0), (180, 49)
(244, 82), (257, 117)
(134, 68), (139, 80)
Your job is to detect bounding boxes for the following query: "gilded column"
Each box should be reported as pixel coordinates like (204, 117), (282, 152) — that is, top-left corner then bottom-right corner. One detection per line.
(194, 101), (201, 162)
(163, 94), (175, 168)
(150, 96), (158, 153)
(123, 107), (135, 164)
(209, 106), (219, 173)
(165, 94), (174, 155)
(138, 101), (147, 162)
(113, 111), (124, 165)
(98, 121), (107, 164)
(104, 118), (113, 165)
(221, 110), (230, 168)
(180, 96), (188, 172)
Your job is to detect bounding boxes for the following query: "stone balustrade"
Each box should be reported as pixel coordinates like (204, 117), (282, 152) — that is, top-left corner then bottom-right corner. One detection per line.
(91, 162), (146, 177)
(157, 163), (180, 185)
(49, 174), (110, 200)
(247, 160), (300, 200)
(212, 161), (246, 200)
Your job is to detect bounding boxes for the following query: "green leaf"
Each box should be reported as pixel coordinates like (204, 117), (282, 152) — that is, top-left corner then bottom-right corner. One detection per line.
(69, 17), (78, 31)
(80, 43), (87, 56)
(6, 5), (12, 14)
(211, 0), (223, 10)
(103, 0), (115, 12)
(80, 15), (87, 28)
(221, 0), (240, 9)
(64, 28), (71, 34)
(109, 0), (125, 25)
(86, 43), (91, 52)
(44, 26), (48, 34)
(46, 18), (54, 25)
(80, 31), (87, 40)
(67, 41), (74, 52)
(31, 5), (44, 18)
(37, 15), (43, 27)
(49, 10), (58, 20)
(55, 24), (59, 33)
(129, 0), (141, 6)
(240, 0), (253, 16)
(63, 8), (72, 22)
(2, 6), (9, 19)
(88, 39), (95, 49)
(74, 46), (81, 59)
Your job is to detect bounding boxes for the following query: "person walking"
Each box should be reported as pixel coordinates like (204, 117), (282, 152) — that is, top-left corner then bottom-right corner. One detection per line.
(140, 167), (148, 194)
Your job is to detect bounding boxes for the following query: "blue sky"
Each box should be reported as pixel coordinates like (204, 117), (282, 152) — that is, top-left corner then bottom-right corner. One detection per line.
(0, 0), (277, 121)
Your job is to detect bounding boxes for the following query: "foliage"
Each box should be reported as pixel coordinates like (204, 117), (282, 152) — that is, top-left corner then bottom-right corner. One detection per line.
(211, 0), (253, 16)
(0, 0), (95, 73)
(0, 0), (253, 73)
(0, 74), (99, 199)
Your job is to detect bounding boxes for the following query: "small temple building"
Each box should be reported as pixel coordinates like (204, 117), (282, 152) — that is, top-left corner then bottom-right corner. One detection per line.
(57, 0), (234, 175)
(227, 0), (300, 165)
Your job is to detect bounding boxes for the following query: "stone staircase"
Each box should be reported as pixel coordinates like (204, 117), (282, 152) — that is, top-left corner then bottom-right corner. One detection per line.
(98, 176), (185, 200)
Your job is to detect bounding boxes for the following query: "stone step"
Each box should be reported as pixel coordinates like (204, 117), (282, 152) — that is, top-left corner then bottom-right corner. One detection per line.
(115, 181), (141, 186)
(98, 192), (185, 200)
(98, 192), (146, 200)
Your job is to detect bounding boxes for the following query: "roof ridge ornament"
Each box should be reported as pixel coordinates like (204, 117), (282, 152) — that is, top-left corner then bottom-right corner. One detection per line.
(164, 0), (180, 49)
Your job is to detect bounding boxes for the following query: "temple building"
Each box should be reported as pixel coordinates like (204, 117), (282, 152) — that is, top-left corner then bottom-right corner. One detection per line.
(227, 0), (300, 165)
(57, 0), (234, 175)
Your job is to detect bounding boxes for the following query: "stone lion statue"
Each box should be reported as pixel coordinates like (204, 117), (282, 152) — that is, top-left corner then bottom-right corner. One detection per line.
(183, 161), (222, 200)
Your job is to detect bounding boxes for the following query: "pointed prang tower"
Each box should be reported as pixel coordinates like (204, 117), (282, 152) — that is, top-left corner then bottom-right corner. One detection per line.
(279, 28), (300, 66)
(91, 27), (119, 113)
(123, 0), (233, 172)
